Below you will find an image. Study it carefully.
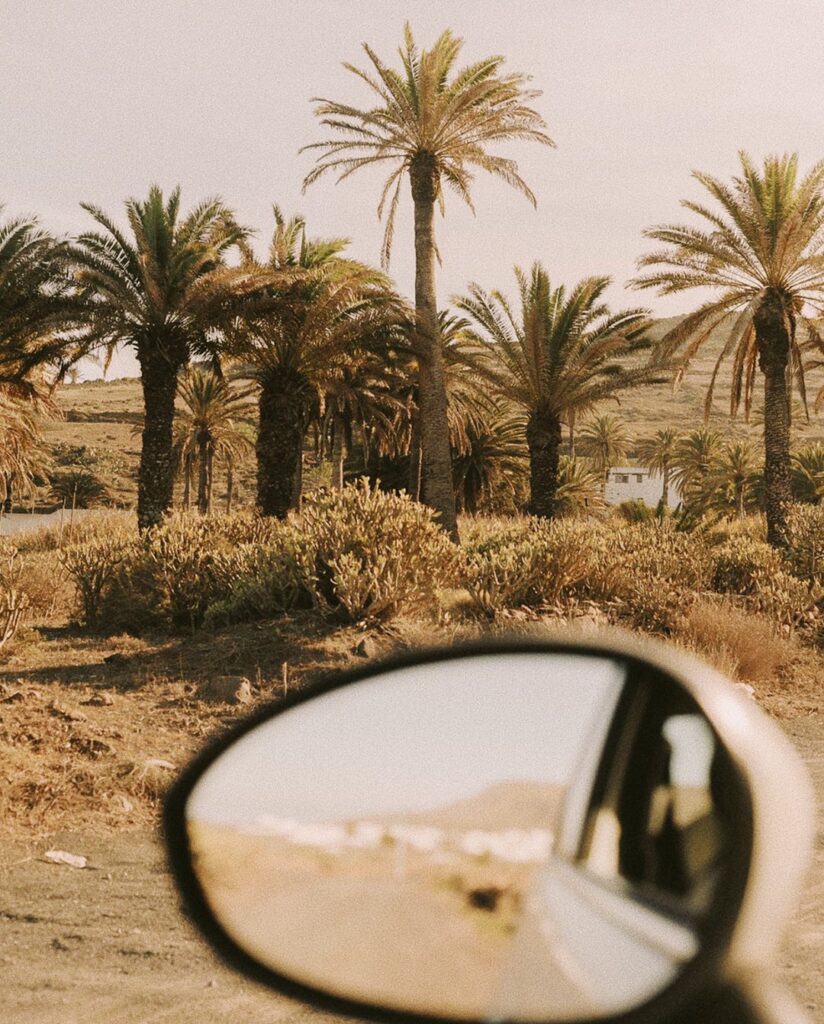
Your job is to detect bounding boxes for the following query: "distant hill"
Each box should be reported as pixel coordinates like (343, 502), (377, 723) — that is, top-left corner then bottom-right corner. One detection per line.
(381, 780), (565, 833)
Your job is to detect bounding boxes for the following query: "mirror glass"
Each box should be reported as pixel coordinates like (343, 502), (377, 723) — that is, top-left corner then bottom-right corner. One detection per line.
(184, 652), (735, 1021)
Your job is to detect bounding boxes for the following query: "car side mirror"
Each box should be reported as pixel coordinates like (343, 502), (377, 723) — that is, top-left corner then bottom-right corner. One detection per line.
(164, 636), (814, 1024)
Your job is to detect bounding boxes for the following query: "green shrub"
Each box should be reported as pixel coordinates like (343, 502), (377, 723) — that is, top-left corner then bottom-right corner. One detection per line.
(710, 534), (818, 627)
(584, 523), (713, 631)
(300, 481), (458, 622)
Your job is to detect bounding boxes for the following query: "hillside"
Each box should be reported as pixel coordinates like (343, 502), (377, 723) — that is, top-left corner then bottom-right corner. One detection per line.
(44, 318), (824, 508)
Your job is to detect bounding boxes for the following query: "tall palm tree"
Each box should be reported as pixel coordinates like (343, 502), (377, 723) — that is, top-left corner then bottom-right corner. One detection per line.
(578, 414), (631, 492)
(174, 367), (255, 513)
(456, 265), (655, 517)
(70, 186), (256, 528)
(670, 428), (725, 503)
(303, 25), (554, 540)
(632, 153), (824, 546)
(635, 427), (680, 507)
(791, 442), (824, 504)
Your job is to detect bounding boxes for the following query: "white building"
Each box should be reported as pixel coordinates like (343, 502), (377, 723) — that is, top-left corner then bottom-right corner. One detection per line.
(604, 466), (681, 509)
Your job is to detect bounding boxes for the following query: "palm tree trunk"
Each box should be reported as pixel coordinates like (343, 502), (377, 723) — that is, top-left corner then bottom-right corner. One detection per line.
(331, 413), (346, 490)
(526, 410), (562, 518)
(662, 461), (670, 507)
(225, 458), (234, 514)
(407, 412), (422, 500)
(137, 346), (181, 530)
(206, 444), (214, 512)
(568, 411), (576, 460)
(182, 452), (192, 510)
(755, 297), (792, 547)
(410, 155), (458, 541)
(197, 430), (210, 514)
(257, 379), (304, 518)
(3, 473), (12, 514)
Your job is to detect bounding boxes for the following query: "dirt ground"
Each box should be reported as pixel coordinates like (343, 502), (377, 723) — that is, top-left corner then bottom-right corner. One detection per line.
(0, 721), (820, 1023)
(1, 616), (822, 1023)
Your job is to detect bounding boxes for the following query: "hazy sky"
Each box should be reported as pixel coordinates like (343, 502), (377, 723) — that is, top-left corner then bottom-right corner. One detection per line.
(3, 1), (824, 379)
(187, 654), (626, 824)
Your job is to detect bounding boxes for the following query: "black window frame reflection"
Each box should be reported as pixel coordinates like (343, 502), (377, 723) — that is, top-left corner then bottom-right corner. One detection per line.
(574, 663), (736, 924)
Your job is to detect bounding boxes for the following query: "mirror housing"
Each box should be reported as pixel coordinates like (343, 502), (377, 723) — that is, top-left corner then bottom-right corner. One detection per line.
(164, 633), (814, 1024)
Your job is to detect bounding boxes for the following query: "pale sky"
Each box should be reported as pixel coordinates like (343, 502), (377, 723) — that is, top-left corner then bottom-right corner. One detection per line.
(3, 1), (824, 379)
(186, 654), (626, 824)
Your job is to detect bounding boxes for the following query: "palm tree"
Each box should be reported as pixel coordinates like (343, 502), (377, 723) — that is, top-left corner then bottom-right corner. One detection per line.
(632, 153), (824, 546)
(700, 440), (762, 518)
(321, 355), (406, 491)
(0, 208), (85, 392)
(0, 392), (52, 511)
(174, 367), (255, 513)
(232, 227), (407, 517)
(554, 457), (605, 517)
(670, 428), (725, 504)
(70, 186), (256, 529)
(791, 443), (824, 504)
(303, 25), (554, 540)
(452, 410), (527, 513)
(456, 267), (655, 516)
(635, 428), (681, 507)
(578, 414), (632, 493)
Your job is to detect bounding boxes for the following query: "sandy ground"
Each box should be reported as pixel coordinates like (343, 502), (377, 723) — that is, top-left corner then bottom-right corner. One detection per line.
(0, 715), (820, 1024)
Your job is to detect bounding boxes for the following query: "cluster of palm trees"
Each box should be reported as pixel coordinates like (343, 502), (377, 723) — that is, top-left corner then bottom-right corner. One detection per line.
(1, 26), (824, 548)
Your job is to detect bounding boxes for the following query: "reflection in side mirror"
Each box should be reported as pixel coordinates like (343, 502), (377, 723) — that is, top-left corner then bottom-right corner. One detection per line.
(175, 650), (742, 1022)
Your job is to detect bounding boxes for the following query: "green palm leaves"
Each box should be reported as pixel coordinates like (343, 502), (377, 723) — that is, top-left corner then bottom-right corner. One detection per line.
(302, 23), (554, 267)
(0, 209), (81, 391)
(69, 186), (258, 528)
(455, 263), (655, 516)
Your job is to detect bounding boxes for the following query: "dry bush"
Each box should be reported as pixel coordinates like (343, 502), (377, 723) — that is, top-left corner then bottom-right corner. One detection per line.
(461, 518), (599, 617)
(59, 533), (134, 627)
(673, 599), (796, 686)
(300, 480), (459, 622)
(14, 511), (135, 553)
(710, 535), (818, 628)
(204, 531), (313, 627)
(784, 504), (824, 587)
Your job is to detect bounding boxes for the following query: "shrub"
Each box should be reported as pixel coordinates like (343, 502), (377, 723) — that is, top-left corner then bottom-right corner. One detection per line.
(300, 481), (458, 622)
(59, 533), (134, 627)
(125, 515), (238, 631)
(461, 519), (600, 617)
(0, 542), (30, 647)
(614, 499), (655, 524)
(584, 523), (713, 631)
(204, 531), (313, 627)
(711, 537), (784, 594)
(784, 504), (824, 587)
(711, 535), (819, 627)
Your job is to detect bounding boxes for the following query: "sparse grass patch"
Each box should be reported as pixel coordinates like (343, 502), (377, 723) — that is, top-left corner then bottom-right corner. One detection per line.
(673, 599), (796, 686)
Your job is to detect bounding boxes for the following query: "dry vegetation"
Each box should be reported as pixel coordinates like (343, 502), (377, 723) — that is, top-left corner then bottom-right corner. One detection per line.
(2, 480), (823, 843)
